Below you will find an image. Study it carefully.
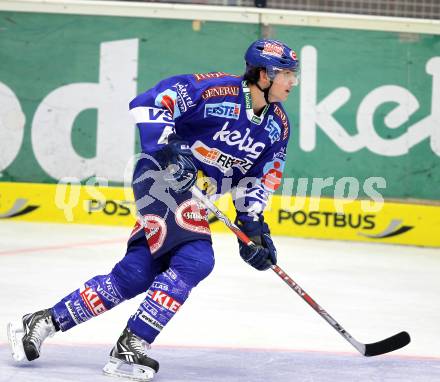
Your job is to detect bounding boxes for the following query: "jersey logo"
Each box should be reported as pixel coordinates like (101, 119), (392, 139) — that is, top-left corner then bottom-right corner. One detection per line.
(154, 89), (177, 115)
(192, 140), (253, 174)
(264, 115), (281, 144)
(175, 199), (211, 235)
(273, 104), (289, 140)
(202, 86), (240, 100)
(131, 106), (174, 124)
(212, 122), (265, 160)
(204, 102), (241, 120)
(138, 214), (167, 254)
(193, 72), (240, 81)
(172, 82), (196, 115)
(154, 83), (196, 119)
(262, 158), (285, 192)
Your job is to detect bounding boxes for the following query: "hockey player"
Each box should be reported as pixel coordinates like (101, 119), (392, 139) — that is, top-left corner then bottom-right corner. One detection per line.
(7, 39), (299, 381)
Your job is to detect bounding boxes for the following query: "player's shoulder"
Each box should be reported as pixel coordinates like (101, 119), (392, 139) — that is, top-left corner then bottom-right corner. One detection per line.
(191, 71), (242, 84)
(189, 72), (242, 94)
(156, 72), (242, 99)
(270, 102), (290, 142)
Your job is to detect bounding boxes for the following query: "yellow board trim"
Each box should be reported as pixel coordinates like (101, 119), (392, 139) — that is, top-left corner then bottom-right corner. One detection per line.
(1, 182), (439, 247)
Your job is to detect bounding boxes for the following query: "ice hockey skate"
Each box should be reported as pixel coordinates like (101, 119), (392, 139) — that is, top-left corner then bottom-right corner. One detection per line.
(7, 309), (57, 362)
(103, 327), (159, 381)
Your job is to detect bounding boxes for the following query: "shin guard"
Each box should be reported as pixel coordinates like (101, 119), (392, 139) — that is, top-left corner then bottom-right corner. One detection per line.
(128, 268), (192, 344)
(51, 274), (124, 331)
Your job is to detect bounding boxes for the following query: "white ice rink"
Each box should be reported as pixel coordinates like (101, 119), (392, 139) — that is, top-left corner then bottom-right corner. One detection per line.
(1, 221), (439, 381)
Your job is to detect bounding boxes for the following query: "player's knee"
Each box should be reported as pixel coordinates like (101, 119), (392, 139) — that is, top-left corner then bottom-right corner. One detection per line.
(111, 264), (151, 300)
(193, 254), (215, 284)
(111, 239), (154, 299)
(172, 240), (215, 287)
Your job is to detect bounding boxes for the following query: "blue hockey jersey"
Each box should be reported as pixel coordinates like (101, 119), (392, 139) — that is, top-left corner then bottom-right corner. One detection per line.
(129, 72), (290, 221)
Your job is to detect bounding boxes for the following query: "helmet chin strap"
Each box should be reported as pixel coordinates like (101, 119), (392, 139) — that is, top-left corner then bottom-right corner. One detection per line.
(255, 80), (273, 104)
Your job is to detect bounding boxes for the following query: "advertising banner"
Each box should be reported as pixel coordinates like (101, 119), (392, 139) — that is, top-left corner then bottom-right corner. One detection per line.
(1, 6), (439, 247)
(1, 11), (439, 200)
(1, 182), (439, 247)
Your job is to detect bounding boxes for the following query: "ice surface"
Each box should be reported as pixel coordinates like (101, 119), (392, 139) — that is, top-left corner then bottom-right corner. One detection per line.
(0, 221), (439, 381)
(1, 344), (439, 382)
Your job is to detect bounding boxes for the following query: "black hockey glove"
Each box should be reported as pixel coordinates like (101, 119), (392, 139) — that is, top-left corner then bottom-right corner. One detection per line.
(235, 214), (277, 271)
(157, 134), (197, 194)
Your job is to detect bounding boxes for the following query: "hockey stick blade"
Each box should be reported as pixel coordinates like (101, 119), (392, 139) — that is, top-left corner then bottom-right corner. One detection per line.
(364, 331), (411, 356)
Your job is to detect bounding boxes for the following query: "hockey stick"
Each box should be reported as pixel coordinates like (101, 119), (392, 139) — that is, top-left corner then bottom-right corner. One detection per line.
(190, 186), (411, 357)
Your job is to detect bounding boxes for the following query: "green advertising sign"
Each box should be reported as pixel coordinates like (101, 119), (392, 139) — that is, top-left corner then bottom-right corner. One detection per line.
(277, 26), (440, 200)
(0, 10), (439, 200)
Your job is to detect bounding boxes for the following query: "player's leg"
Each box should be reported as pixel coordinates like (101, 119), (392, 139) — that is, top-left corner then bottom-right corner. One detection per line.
(7, 236), (166, 362)
(51, 236), (167, 331)
(103, 239), (214, 381)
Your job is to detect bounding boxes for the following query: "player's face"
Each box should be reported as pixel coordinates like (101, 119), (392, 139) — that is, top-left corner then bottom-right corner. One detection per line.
(269, 69), (299, 103)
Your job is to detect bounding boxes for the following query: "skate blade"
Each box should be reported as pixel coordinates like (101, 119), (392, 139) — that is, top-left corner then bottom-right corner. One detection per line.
(6, 321), (26, 362)
(103, 357), (155, 381)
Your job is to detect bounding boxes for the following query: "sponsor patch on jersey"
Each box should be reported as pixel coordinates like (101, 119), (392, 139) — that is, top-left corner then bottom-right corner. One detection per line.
(273, 147), (287, 161)
(193, 72), (240, 82)
(175, 199), (210, 235)
(154, 89), (177, 115)
(262, 158), (285, 192)
(80, 287), (107, 316)
(204, 102), (241, 120)
(264, 115), (281, 144)
(154, 84), (196, 119)
(148, 290), (182, 313)
(192, 140), (253, 174)
(201, 86), (240, 100)
(140, 214), (167, 254)
(262, 41), (284, 58)
(273, 104), (289, 140)
(212, 122), (265, 160)
(173, 82), (196, 116)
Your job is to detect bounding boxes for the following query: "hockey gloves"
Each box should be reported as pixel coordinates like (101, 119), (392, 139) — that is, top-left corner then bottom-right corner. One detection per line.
(156, 134), (197, 194)
(235, 215), (277, 271)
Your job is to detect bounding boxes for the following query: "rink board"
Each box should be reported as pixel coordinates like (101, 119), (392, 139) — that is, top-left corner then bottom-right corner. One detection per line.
(0, 182), (439, 247)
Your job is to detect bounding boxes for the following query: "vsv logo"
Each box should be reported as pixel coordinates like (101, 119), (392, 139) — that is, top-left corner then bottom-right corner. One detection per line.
(204, 102), (241, 120)
(131, 106), (174, 124)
